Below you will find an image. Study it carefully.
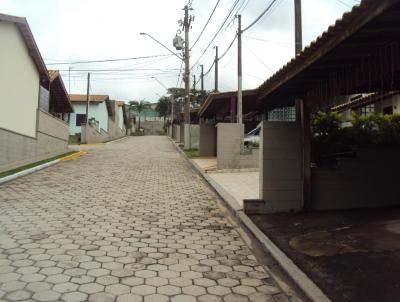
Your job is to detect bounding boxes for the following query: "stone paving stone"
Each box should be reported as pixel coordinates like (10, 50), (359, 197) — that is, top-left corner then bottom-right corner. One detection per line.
(0, 137), (291, 302)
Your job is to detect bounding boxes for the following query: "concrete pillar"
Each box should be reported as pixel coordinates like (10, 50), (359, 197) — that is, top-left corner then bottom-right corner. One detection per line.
(174, 125), (180, 142)
(259, 120), (303, 212)
(184, 124), (191, 149)
(180, 124), (185, 144)
(199, 123), (217, 157)
(190, 125), (199, 149)
(217, 123), (243, 169)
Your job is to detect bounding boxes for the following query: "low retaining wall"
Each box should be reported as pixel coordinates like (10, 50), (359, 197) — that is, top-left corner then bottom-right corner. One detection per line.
(245, 121), (303, 214)
(311, 148), (400, 210)
(141, 120), (164, 135)
(0, 110), (69, 173)
(217, 123), (259, 170)
(82, 116), (126, 144)
(184, 124), (199, 149)
(199, 123), (217, 156)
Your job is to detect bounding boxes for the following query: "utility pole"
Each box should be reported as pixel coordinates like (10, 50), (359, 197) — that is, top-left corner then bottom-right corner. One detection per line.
(200, 65), (204, 92)
(295, 0), (302, 55)
(214, 46), (219, 92)
(193, 75), (196, 91)
(68, 66), (71, 93)
(183, 5), (191, 124)
(237, 15), (242, 125)
(85, 73), (90, 125)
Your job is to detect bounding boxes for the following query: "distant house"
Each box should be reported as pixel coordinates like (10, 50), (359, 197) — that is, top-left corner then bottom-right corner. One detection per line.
(0, 13), (72, 173)
(68, 94), (127, 143)
(68, 94), (111, 135)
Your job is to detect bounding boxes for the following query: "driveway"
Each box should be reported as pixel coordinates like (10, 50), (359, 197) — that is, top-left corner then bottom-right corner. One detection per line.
(0, 136), (293, 302)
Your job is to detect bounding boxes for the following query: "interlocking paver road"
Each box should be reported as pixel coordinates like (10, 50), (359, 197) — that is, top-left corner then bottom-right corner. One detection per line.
(0, 137), (290, 302)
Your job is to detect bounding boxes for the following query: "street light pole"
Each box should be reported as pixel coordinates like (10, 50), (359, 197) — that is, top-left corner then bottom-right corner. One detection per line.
(183, 5), (190, 125)
(139, 33), (182, 60)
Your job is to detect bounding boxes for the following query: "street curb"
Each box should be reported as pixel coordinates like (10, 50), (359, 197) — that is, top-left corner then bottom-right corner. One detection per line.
(169, 136), (331, 302)
(106, 136), (129, 144)
(0, 159), (60, 185)
(0, 151), (86, 185)
(237, 212), (331, 302)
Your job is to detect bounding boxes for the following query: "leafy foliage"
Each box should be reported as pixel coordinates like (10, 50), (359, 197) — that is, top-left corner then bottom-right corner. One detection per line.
(311, 111), (400, 164)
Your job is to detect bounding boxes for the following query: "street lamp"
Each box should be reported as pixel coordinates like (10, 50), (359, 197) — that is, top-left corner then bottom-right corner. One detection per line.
(139, 33), (183, 61)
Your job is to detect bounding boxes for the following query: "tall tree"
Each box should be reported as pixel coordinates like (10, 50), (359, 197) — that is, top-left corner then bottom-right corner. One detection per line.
(129, 100), (150, 131)
(155, 96), (170, 123)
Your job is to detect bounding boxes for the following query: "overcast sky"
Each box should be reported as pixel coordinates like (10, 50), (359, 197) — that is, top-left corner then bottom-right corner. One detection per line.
(0, 0), (359, 102)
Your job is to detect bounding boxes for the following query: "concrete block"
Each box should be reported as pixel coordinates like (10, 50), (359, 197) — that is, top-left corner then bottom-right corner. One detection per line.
(259, 121), (303, 213)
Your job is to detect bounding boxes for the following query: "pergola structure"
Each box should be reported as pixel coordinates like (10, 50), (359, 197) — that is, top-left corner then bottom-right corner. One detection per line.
(48, 70), (74, 121)
(199, 89), (260, 122)
(247, 0), (400, 212)
(257, 0), (400, 111)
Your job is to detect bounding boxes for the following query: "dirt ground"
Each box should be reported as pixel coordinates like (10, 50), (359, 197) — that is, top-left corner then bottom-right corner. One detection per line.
(249, 207), (400, 302)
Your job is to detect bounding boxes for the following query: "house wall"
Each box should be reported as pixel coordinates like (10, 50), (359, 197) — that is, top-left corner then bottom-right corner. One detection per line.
(0, 110), (69, 173)
(107, 103), (125, 140)
(0, 22), (39, 138)
(257, 121), (303, 213)
(311, 148), (400, 210)
(199, 123), (217, 157)
(216, 123), (259, 170)
(69, 102), (109, 135)
(374, 94), (400, 114)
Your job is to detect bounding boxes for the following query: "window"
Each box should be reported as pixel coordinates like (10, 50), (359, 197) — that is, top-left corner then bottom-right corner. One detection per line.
(76, 114), (86, 126)
(268, 107), (296, 121)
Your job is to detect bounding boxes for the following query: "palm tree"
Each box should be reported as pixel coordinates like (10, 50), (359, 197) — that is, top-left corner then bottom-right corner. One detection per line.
(129, 100), (150, 131)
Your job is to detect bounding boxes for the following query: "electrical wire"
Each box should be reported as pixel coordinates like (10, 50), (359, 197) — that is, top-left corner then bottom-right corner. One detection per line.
(191, 0), (221, 50)
(219, 34), (237, 60)
(191, 0), (241, 70)
(242, 0), (278, 32)
(242, 42), (274, 73)
(45, 54), (176, 65)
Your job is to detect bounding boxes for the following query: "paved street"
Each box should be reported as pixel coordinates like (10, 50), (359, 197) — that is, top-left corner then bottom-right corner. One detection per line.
(0, 137), (290, 302)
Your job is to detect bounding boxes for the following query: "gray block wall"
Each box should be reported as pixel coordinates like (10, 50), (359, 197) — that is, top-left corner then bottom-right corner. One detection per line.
(199, 123), (217, 157)
(184, 124), (199, 149)
(0, 110), (69, 173)
(216, 123), (259, 170)
(180, 124), (185, 144)
(311, 148), (400, 210)
(173, 125), (180, 142)
(258, 121), (303, 212)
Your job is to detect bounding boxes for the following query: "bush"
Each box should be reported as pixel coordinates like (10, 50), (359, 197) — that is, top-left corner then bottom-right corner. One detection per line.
(311, 111), (400, 163)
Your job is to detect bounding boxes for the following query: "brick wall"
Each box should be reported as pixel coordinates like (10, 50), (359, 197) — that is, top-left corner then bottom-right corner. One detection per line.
(216, 123), (259, 170)
(0, 110), (69, 173)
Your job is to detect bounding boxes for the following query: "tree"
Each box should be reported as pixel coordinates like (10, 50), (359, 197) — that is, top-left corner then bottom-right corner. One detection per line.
(129, 100), (150, 131)
(155, 96), (170, 122)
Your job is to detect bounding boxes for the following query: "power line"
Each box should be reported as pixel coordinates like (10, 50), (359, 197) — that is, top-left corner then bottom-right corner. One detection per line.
(191, 0), (221, 50)
(242, 42), (274, 73)
(219, 34), (237, 60)
(191, 0), (241, 70)
(242, 0), (278, 32)
(46, 54), (176, 65)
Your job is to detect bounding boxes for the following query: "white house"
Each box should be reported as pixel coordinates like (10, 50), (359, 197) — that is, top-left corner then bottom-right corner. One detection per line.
(0, 13), (72, 173)
(69, 94), (111, 135)
(68, 94), (127, 143)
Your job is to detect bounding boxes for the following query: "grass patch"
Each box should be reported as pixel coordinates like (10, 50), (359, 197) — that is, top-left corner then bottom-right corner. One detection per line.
(0, 151), (77, 179)
(182, 148), (199, 158)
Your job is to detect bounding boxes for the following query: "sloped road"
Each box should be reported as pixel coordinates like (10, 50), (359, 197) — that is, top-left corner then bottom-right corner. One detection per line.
(0, 137), (295, 302)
